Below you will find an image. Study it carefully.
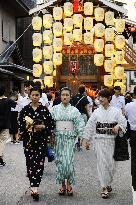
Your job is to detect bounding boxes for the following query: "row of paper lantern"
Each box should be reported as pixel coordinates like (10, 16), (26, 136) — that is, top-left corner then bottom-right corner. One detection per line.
(33, 63), (56, 76)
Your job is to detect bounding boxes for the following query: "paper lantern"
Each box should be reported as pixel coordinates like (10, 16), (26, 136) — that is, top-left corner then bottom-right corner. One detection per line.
(95, 7), (104, 22)
(73, 14), (83, 28)
(115, 19), (125, 33)
(32, 33), (42, 47)
(84, 2), (93, 16)
(64, 2), (73, 17)
(95, 23), (105, 38)
(64, 18), (73, 32)
(32, 16), (42, 31)
(53, 7), (62, 20)
(43, 46), (53, 60)
(44, 76), (53, 88)
(115, 50), (125, 64)
(121, 84), (126, 94)
(53, 69), (56, 77)
(114, 66), (124, 79)
(53, 22), (62, 37)
(104, 59), (115, 72)
(94, 54), (104, 66)
(114, 81), (124, 88)
(115, 35), (125, 49)
(43, 14), (52, 29)
(94, 39), (104, 53)
(64, 32), (73, 45)
(43, 30), (53, 45)
(84, 32), (93, 45)
(104, 75), (113, 87)
(105, 44), (114, 58)
(84, 17), (93, 31)
(33, 64), (42, 78)
(43, 61), (53, 75)
(105, 28), (114, 42)
(73, 29), (82, 42)
(53, 53), (62, 66)
(53, 38), (62, 52)
(105, 11), (114, 26)
(33, 48), (42, 63)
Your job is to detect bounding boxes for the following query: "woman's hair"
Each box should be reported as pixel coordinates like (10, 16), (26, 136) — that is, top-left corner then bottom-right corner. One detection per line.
(98, 88), (112, 100)
(47, 93), (52, 101)
(30, 86), (42, 96)
(60, 87), (71, 95)
(78, 84), (85, 94)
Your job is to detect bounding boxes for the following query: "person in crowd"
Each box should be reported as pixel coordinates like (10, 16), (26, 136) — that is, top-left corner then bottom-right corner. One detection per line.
(50, 87), (85, 196)
(18, 87), (54, 201)
(0, 85), (16, 166)
(125, 92), (132, 105)
(82, 88), (127, 199)
(53, 91), (61, 106)
(47, 93), (53, 112)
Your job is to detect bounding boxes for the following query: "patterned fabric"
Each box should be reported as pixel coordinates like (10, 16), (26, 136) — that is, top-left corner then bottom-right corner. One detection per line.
(96, 122), (117, 135)
(50, 103), (85, 185)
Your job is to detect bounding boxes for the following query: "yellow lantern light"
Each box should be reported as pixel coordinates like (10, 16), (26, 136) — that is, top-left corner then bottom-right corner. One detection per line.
(43, 61), (53, 75)
(115, 35), (125, 49)
(121, 84), (126, 94)
(33, 64), (42, 78)
(32, 33), (42, 47)
(84, 32), (93, 45)
(43, 14), (52, 29)
(84, 17), (93, 31)
(53, 69), (56, 77)
(73, 14), (83, 28)
(53, 53), (62, 66)
(104, 59), (115, 72)
(53, 38), (62, 52)
(114, 81), (124, 88)
(114, 66), (124, 79)
(73, 29), (82, 42)
(105, 28), (114, 42)
(94, 54), (104, 66)
(84, 2), (93, 16)
(104, 75), (113, 87)
(32, 16), (42, 31)
(115, 50), (125, 64)
(53, 22), (62, 37)
(33, 48), (42, 63)
(44, 76), (53, 88)
(64, 18), (73, 32)
(94, 39), (104, 53)
(64, 2), (73, 17)
(115, 19), (125, 33)
(95, 23), (105, 38)
(53, 7), (63, 20)
(43, 30), (53, 45)
(95, 7), (104, 22)
(105, 44), (114, 58)
(105, 11), (114, 26)
(64, 32), (73, 45)
(43, 46), (53, 60)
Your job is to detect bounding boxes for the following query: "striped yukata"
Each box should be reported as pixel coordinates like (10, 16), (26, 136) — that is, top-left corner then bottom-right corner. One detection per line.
(83, 105), (127, 188)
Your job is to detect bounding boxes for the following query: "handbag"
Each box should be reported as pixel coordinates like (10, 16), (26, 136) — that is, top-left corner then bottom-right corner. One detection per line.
(47, 146), (55, 162)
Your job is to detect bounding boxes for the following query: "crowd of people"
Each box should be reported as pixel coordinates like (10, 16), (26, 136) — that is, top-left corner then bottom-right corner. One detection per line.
(0, 81), (135, 202)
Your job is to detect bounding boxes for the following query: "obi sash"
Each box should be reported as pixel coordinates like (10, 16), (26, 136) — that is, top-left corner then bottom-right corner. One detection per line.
(96, 122), (117, 135)
(56, 121), (74, 131)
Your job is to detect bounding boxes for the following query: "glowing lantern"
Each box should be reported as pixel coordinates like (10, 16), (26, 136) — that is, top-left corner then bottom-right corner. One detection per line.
(94, 39), (104, 53)
(121, 84), (126, 94)
(95, 23), (105, 38)
(73, 29), (82, 42)
(105, 28), (114, 42)
(33, 48), (42, 63)
(53, 69), (56, 77)
(94, 7), (104, 22)
(64, 32), (73, 45)
(53, 22), (62, 37)
(105, 11), (114, 26)
(115, 35), (125, 49)
(32, 16), (42, 31)
(84, 32), (93, 45)
(94, 54), (104, 66)
(32, 33), (42, 47)
(44, 76), (53, 88)
(104, 59), (115, 72)
(33, 64), (42, 78)
(114, 66), (124, 79)
(43, 30), (53, 45)
(104, 75), (113, 87)
(114, 81), (124, 88)
(115, 19), (125, 33)
(43, 14), (52, 29)
(64, 2), (73, 17)
(53, 7), (62, 20)
(43, 46), (53, 60)
(84, 17), (93, 31)
(53, 38), (62, 52)
(53, 53), (62, 66)
(115, 50), (125, 64)
(43, 61), (53, 75)
(73, 14), (83, 28)
(105, 44), (114, 58)
(64, 18), (73, 32)
(84, 2), (93, 16)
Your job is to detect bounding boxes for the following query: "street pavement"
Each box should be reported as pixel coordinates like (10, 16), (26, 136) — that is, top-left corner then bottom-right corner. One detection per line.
(0, 141), (132, 205)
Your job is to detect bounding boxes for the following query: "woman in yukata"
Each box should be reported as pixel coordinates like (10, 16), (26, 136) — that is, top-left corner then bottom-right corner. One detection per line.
(50, 87), (85, 196)
(82, 88), (127, 199)
(18, 87), (54, 201)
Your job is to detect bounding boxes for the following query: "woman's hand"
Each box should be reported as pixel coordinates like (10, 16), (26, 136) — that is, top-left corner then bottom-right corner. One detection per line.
(81, 138), (90, 149)
(112, 124), (120, 135)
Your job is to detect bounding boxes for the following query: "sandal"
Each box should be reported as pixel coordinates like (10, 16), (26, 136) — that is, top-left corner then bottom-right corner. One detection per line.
(59, 186), (66, 196)
(107, 186), (112, 192)
(31, 190), (39, 201)
(67, 187), (73, 196)
(101, 192), (109, 199)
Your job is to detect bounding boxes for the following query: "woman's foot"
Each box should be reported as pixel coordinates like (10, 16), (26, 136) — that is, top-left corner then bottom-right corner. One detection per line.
(107, 186), (112, 192)
(101, 187), (108, 199)
(67, 186), (73, 196)
(59, 185), (66, 196)
(30, 187), (39, 201)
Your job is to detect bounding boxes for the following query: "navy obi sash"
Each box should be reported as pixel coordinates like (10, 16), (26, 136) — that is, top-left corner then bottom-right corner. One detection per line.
(96, 122), (117, 135)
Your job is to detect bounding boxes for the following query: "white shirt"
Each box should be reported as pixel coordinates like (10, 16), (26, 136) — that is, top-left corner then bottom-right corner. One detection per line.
(110, 95), (125, 110)
(125, 99), (136, 131)
(39, 93), (48, 106)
